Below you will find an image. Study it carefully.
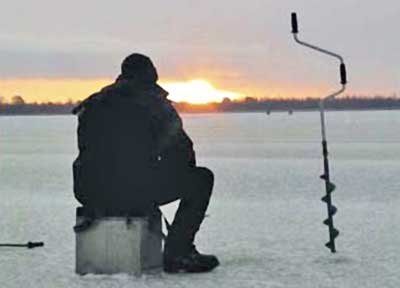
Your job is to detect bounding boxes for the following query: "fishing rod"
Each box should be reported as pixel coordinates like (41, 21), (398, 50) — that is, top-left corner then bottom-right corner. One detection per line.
(0, 104), (45, 251)
(291, 12), (347, 253)
(0, 241), (44, 249)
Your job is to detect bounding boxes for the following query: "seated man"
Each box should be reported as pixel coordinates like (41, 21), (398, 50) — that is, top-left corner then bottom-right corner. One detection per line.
(72, 53), (219, 273)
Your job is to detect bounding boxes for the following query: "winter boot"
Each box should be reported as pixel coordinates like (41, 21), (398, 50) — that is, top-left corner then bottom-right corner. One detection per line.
(163, 245), (219, 273)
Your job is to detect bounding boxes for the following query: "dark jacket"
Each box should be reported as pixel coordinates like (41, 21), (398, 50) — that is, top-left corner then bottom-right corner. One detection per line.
(72, 78), (194, 211)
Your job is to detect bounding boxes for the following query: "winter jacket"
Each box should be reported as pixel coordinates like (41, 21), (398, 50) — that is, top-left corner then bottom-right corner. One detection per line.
(72, 78), (195, 212)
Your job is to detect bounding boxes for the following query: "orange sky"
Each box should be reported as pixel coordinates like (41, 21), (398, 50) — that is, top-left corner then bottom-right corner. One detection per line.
(0, 78), (111, 104)
(0, 77), (338, 104)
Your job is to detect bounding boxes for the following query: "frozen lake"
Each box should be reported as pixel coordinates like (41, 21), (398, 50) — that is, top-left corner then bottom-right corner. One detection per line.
(0, 111), (399, 287)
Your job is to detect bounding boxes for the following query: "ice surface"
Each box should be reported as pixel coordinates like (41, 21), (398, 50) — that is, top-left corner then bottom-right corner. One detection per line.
(0, 111), (399, 287)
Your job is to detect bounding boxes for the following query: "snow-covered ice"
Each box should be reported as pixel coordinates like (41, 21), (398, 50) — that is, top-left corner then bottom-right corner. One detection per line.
(0, 111), (399, 287)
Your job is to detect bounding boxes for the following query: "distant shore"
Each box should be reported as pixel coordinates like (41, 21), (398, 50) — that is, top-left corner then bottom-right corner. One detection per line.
(1, 96), (399, 115)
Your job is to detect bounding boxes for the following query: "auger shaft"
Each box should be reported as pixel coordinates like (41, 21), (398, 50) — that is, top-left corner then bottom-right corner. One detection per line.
(291, 12), (347, 252)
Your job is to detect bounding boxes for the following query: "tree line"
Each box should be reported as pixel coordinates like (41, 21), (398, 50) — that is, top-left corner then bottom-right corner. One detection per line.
(1, 95), (400, 115)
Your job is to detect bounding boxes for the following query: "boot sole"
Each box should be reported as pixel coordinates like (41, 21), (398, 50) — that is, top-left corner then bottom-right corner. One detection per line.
(163, 262), (219, 274)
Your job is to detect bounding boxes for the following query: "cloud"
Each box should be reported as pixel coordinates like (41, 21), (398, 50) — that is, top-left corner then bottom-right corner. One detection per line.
(0, 0), (399, 97)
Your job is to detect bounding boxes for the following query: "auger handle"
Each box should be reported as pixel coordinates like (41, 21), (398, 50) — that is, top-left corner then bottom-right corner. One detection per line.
(27, 242), (44, 249)
(291, 12), (298, 34)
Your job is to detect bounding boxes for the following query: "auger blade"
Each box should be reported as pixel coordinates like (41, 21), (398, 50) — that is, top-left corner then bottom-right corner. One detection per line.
(325, 241), (335, 251)
(325, 229), (340, 252)
(327, 182), (336, 193)
(331, 228), (339, 238)
(329, 205), (338, 216)
(321, 195), (328, 203)
(320, 174), (327, 180)
(323, 218), (332, 226)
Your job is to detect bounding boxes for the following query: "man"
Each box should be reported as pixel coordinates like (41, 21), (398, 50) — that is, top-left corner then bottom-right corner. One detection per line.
(72, 53), (219, 273)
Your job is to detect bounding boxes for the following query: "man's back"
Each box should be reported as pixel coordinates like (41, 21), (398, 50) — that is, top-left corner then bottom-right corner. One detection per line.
(73, 81), (159, 212)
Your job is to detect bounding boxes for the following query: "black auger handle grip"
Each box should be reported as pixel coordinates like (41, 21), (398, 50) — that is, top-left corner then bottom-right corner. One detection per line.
(27, 241), (44, 249)
(291, 12), (298, 34)
(340, 63), (347, 85)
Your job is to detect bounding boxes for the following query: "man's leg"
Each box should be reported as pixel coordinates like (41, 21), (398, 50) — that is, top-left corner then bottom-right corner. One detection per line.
(148, 166), (219, 272)
(162, 167), (213, 254)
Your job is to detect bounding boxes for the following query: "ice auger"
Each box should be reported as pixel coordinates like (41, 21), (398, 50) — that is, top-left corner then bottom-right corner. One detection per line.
(291, 12), (347, 253)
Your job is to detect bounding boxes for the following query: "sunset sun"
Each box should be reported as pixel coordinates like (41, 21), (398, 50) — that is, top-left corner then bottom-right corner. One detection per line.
(161, 79), (243, 104)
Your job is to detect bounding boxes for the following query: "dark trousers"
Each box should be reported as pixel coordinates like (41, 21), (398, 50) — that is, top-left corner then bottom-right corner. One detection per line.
(77, 163), (214, 255)
(146, 166), (214, 256)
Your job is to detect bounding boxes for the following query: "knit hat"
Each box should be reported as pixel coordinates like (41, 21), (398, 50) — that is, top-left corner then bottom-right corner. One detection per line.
(120, 53), (158, 83)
